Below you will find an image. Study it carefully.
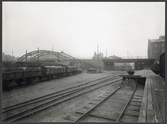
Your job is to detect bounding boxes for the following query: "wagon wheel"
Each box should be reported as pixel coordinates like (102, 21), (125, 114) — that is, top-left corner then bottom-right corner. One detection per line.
(47, 75), (51, 80)
(16, 79), (23, 86)
(51, 75), (53, 79)
(2, 80), (11, 90)
(38, 77), (42, 81)
(26, 78), (33, 85)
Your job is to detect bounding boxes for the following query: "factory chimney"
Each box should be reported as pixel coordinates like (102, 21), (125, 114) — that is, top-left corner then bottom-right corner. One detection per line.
(97, 45), (99, 54)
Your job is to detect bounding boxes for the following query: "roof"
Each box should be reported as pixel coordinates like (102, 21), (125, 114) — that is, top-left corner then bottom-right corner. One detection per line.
(149, 39), (165, 42)
(159, 36), (165, 40)
(108, 55), (122, 59)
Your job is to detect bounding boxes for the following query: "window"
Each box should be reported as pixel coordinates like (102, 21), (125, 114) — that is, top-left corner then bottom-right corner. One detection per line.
(155, 44), (158, 47)
(155, 50), (158, 53)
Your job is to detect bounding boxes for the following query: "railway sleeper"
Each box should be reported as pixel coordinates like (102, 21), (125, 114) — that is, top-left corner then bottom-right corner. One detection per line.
(124, 109), (140, 117)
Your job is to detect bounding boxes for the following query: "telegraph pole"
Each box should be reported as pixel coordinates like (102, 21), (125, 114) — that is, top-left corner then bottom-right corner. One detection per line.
(12, 51), (13, 62)
(38, 47), (39, 63)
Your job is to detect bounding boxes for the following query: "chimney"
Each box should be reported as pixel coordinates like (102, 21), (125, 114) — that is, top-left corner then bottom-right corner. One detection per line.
(97, 45), (99, 54)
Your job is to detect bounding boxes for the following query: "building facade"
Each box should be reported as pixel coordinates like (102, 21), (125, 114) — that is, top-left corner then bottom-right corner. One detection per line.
(148, 36), (165, 60)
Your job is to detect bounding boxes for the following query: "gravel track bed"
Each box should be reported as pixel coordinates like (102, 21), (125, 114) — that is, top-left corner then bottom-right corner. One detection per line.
(17, 81), (122, 122)
(2, 71), (124, 108)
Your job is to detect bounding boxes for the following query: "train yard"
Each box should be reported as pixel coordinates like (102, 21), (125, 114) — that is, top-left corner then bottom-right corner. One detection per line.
(2, 1), (165, 122)
(69, 86), (143, 122)
(2, 69), (165, 122)
(2, 73), (122, 122)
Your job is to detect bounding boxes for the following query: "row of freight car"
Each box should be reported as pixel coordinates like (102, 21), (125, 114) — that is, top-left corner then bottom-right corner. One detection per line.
(2, 65), (82, 89)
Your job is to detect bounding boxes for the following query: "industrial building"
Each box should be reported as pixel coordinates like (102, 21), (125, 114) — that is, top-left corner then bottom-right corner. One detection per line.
(147, 35), (165, 60)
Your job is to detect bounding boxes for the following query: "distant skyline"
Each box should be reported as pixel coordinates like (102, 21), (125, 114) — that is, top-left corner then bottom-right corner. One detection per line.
(2, 2), (165, 58)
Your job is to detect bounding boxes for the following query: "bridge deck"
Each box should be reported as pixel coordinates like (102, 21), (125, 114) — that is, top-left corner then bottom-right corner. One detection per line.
(135, 70), (165, 122)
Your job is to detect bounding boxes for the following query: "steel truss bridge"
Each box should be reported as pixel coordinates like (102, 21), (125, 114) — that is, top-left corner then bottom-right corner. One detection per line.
(18, 50), (95, 68)
(18, 50), (75, 62)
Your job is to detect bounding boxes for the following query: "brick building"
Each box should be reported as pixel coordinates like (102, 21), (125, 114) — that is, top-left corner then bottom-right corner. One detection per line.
(148, 36), (165, 61)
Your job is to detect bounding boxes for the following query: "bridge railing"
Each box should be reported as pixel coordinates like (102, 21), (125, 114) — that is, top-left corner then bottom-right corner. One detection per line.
(76, 56), (148, 60)
(121, 56), (148, 59)
(75, 57), (93, 59)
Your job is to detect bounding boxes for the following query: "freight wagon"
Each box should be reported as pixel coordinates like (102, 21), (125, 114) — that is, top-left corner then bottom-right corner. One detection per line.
(160, 52), (165, 80)
(2, 65), (82, 90)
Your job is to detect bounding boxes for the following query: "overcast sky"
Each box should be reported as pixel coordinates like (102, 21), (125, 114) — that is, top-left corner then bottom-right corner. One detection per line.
(2, 2), (165, 58)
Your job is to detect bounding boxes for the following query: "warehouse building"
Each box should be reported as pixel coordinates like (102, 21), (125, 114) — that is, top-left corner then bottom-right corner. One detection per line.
(148, 35), (165, 60)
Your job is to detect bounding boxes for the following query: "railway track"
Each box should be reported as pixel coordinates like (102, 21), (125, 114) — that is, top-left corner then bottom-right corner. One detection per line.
(2, 73), (123, 110)
(2, 73), (125, 122)
(64, 84), (143, 122)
